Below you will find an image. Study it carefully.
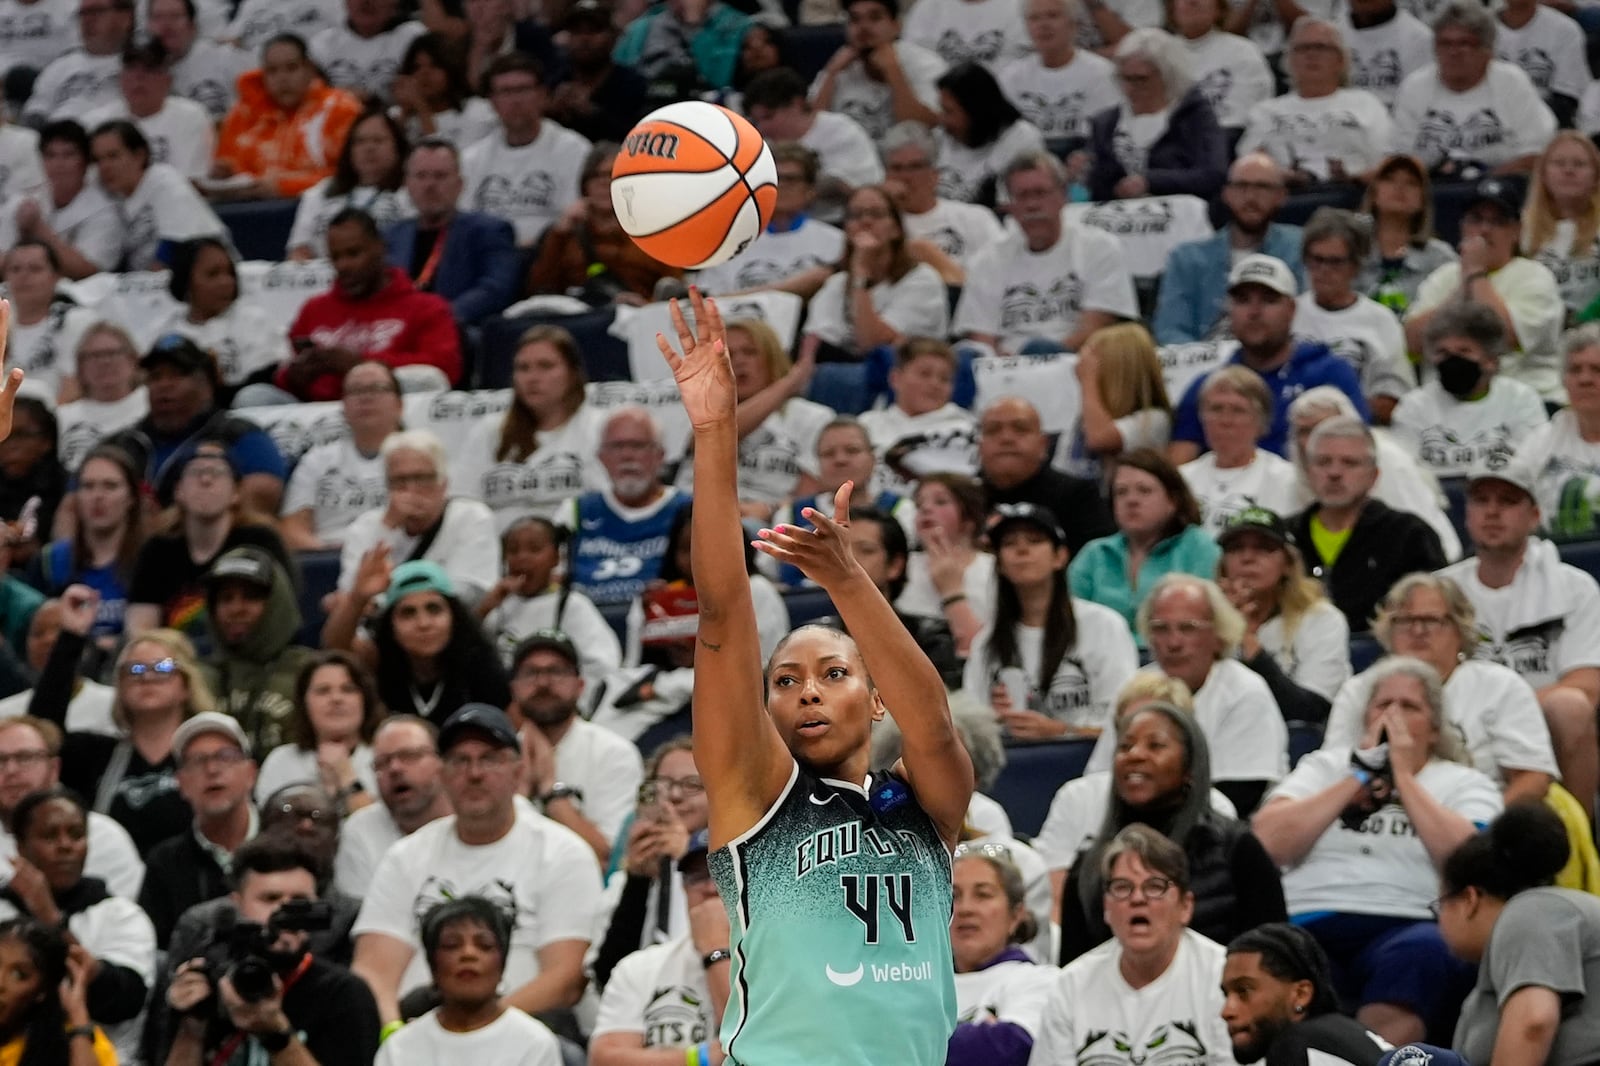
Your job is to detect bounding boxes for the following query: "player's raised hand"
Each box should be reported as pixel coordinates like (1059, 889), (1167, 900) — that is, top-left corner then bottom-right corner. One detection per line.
(657, 287), (736, 430)
(0, 300), (22, 443)
(754, 482), (861, 589)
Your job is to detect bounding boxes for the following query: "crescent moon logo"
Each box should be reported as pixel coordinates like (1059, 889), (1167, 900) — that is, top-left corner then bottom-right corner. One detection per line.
(825, 964), (864, 987)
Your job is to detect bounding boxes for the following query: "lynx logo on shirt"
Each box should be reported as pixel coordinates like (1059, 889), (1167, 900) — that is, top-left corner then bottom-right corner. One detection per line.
(1076, 1020), (1210, 1066)
(1509, 47), (1555, 92)
(1196, 69), (1233, 114)
(263, 413), (346, 464)
(322, 57), (400, 96)
(483, 455), (587, 507)
(185, 78), (232, 119)
(1082, 200), (1174, 236)
(934, 28), (1005, 65)
(1417, 424), (1514, 472)
(642, 987), (710, 1047)
(1475, 618), (1563, 680)
(1014, 90), (1092, 139)
(51, 69), (116, 112)
(1350, 49), (1403, 95)
(733, 254), (829, 290)
(60, 422), (105, 472)
(124, 205), (158, 264)
(738, 426), (801, 481)
(1109, 127), (1147, 180)
(475, 172), (558, 215)
(313, 471), (387, 516)
(1322, 335), (1376, 379)
(839, 95), (892, 140)
(410, 876), (521, 931)
(1415, 108), (1507, 165)
(999, 276), (1083, 332)
(0, 12), (55, 48)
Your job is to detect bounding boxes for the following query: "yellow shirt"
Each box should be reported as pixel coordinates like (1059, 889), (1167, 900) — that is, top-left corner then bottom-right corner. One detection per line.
(0, 1026), (118, 1065)
(1309, 515), (1355, 568)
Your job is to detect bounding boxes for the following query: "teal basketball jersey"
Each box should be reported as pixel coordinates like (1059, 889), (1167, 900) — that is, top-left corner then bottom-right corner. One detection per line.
(709, 763), (958, 1066)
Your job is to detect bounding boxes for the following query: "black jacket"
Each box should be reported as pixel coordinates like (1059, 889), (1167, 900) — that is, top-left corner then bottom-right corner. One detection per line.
(982, 465), (1115, 557)
(1288, 499), (1447, 634)
(1088, 87), (1230, 203)
(138, 828), (230, 948)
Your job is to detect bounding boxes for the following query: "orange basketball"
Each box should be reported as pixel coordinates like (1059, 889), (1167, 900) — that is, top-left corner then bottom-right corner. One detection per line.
(611, 102), (778, 270)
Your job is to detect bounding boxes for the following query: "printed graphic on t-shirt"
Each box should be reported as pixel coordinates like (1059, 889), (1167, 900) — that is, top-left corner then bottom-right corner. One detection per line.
(1510, 46), (1555, 92)
(1417, 424), (1515, 472)
(1013, 90), (1095, 140)
(641, 986), (712, 1047)
(411, 875), (521, 931)
(1110, 126), (1145, 177)
(1080, 199), (1175, 236)
(1350, 50), (1403, 96)
(1076, 1018), (1212, 1066)
(1415, 108), (1506, 165)
(50, 68), (115, 112)
(184, 77), (231, 118)
(0, 10), (59, 52)
(473, 172), (558, 216)
(313, 470), (387, 520)
(1000, 276), (1083, 333)
(123, 205), (157, 265)
(935, 27), (1006, 65)
(1196, 69), (1233, 116)
(1475, 618), (1563, 679)
(482, 455), (588, 510)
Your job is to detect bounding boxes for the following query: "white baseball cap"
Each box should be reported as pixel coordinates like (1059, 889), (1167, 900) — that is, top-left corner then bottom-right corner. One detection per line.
(1227, 254), (1297, 299)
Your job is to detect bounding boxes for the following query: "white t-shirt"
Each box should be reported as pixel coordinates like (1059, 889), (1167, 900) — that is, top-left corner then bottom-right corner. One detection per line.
(1000, 50), (1122, 142)
(552, 717), (643, 844)
(954, 958), (1056, 1036)
(1268, 749), (1503, 918)
(1408, 256), (1565, 400)
(1183, 30), (1276, 130)
(1256, 600), (1352, 701)
(4, 302), (94, 402)
(1180, 450), (1300, 537)
(1237, 89), (1394, 182)
(287, 181), (413, 257)
(310, 20), (427, 100)
(1292, 292), (1412, 400)
(454, 406), (608, 530)
(1533, 221), (1600, 318)
(1390, 377), (1551, 478)
(254, 742), (377, 804)
(482, 587), (621, 688)
(935, 120), (1046, 204)
(332, 802), (403, 900)
(115, 161), (226, 270)
(962, 599), (1140, 730)
(416, 98), (500, 149)
(338, 496), (502, 605)
(1322, 658), (1559, 786)
(155, 301), (287, 387)
(805, 263), (950, 350)
(1495, 7), (1589, 102)
(0, 125), (42, 204)
(283, 437), (388, 546)
(0, 182), (120, 275)
(1033, 929), (1234, 1066)
(0, 808), (143, 898)
(1390, 60), (1557, 171)
(1052, 407), (1171, 482)
(460, 122), (590, 246)
(591, 935), (716, 1046)
(1075, 0), (1164, 49)
(1343, 9), (1433, 107)
(170, 38), (252, 121)
(0, 0), (78, 76)
(376, 1006), (563, 1066)
(897, 549), (996, 621)
(955, 224), (1138, 354)
(82, 96), (215, 179)
(1234, 0), (1344, 56)
(227, 0), (341, 52)
(1088, 659), (1289, 783)
(1033, 770), (1238, 872)
(858, 402), (978, 494)
(0, 678), (115, 736)
(56, 389), (147, 472)
(904, 0), (1029, 68)
(1515, 409), (1600, 538)
(24, 49), (119, 122)
(692, 217), (845, 293)
(812, 40), (946, 141)
(799, 110), (885, 189)
(901, 199), (1005, 270)
(730, 397), (835, 505)
(352, 807), (602, 996)
(1440, 539), (1600, 691)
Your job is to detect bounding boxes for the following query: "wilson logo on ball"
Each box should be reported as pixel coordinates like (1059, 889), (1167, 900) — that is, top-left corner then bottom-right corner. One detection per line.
(624, 130), (681, 160)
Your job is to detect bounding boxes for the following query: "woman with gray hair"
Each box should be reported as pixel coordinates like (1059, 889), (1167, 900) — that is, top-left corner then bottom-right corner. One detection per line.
(1086, 27), (1228, 202)
(1253, 653), (1502, 1045)
(1391, 301), (1550, 477)
(1057, 700), (1285, 965)
(1512, 323), (1600, 538)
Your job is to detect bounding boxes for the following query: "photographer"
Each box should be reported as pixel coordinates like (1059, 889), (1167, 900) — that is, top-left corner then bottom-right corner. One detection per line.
(163, 836), (381, 1066)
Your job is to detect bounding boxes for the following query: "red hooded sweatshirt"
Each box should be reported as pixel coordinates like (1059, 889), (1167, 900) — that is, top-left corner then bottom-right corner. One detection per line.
(283, 267), (462, 401)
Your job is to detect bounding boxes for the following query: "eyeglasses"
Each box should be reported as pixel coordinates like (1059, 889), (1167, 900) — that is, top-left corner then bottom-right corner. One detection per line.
(1105, 876), (1176, 901)
(1427, 890), (1461, 919)
(1391, 614), (1451, 634)
(374, 746), (436, 772)
(182, 460), (234, 482)
(648, 774), (705, 798)
(1304, 253), (1353, 270)
(124, 657), (178, 678)
(442, 750), (517, 774)
(514, 666), (578, 683)
(0, 751), (50, 771)
(270, 802), (333, 824)
(1146, 620), (1214, 637)
(179, 748), (249, 772)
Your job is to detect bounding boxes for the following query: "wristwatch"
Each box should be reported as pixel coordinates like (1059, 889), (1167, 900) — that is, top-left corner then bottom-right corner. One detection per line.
(540, 783), (584, 807)
(66, 1025), (95, 1043)
(702, 948), (733, 968)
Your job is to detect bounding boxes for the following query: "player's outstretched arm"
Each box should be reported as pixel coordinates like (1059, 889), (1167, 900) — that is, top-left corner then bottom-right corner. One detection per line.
(755, 485), (973, 848)
(658, 289), (792, 848)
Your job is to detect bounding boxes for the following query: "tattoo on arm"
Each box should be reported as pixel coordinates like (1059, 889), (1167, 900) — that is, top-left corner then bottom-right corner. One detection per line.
(699, 638), (722, 651)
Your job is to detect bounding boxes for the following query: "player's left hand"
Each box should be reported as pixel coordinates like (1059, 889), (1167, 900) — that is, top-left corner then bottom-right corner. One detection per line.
(753, 483), (861, 589)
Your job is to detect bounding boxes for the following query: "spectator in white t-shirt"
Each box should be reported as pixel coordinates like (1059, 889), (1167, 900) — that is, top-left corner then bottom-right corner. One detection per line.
(227, 0), (341, 55)
(812, 0), (946, 141)
(1, 240), (95, 405)
(0, 0), (82, 83)
(1522, 132), (1600, 324)
(460, 52), (588, 248)
(22, 0), (133, 124)
(902, 0), (1028, 67)
(287, 108), (412, 261)
(281, 361), (400, 551)
(1389, 2), (1556, 178)
(1494, 0), (1587, 127)
(332, 714), (451, 900)
(1294, 208), (1413, 423)
(1254, 654), (1502, 1045)
(309, 0), (426, 103)
(1517, 324), (1600, 540)
(88, 118), (224, 271)
(146, 0), (252, 121)
(897, 471), (994, 655)
(1405, 180), (1565, 403)
(858, 337), (977, 493)
(693, 142), (847, 295)
(1341, 0), (1431, 108)
(53, 325), (147, 474)
(253, 649), (383, 808)
(350, 703), (600, 1026)
(1001, 0), (1121, 146)
(155, 237), (287, 394)
(1238, 19), (1392, 187)
(81, 38), (214, 180)
(1033, 825), (1235, 1066)
(955, 150), (1137, 355)
(377, 896), (564, 1065)
(879, 121), (1002, 279)
(1180, 366), (1299, 537)
(933, 62), (1045, 205)
(1394, 301), (1550, 478)
(802, 185), (951, 359)
(744, 67), (886, 198)
(2, 120), (119, 281)
(1171, 0), (1272, 133)
(1053, 322), (1172, 484)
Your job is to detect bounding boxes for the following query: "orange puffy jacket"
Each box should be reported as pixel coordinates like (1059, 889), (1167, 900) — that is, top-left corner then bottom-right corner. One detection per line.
(216, 70), (362, 198)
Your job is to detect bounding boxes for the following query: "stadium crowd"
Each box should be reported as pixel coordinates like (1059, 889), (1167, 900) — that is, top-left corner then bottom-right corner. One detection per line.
(2, 0), (1600, 1062)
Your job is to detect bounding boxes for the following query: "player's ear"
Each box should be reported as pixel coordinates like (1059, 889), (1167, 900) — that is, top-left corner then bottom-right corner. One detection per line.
(870, 690), (886, 722)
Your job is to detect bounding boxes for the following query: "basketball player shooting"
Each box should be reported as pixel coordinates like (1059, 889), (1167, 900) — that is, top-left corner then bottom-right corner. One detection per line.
(656, 288), (974, 1066)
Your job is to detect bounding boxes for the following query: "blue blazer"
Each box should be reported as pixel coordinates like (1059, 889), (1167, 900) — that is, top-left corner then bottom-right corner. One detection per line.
(1151, 223), (1306, 345)
(385, 211), (519, 326)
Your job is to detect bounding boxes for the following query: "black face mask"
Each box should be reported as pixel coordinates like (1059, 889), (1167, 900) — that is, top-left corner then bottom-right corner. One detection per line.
(1437, 354), (1483, 398)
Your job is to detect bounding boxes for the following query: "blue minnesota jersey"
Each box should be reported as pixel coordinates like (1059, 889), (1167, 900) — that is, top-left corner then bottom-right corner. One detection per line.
(568, 490), (690, 603)
(709, 763), (957, 1066)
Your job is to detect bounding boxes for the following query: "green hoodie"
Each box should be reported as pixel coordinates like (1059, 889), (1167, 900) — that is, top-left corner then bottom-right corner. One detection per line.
(200, 547), (316, 754)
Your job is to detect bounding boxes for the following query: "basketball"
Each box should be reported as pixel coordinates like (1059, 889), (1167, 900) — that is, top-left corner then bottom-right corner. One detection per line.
(611, 101), (778, 271)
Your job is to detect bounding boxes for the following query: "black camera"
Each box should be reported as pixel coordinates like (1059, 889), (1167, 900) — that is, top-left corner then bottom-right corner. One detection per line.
(189, 899), (334, 1009)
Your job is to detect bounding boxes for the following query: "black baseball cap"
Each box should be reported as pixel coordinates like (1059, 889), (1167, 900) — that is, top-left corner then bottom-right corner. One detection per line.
(203, 545), (275, 591)
(439, 704), (521, 754)
(678, 829), (711, 872)
(1465, 178), (1522, 222)
(563, 0), (614, 30)
(141, 333), (216, 378)
(509, 629), (580, 672)
(987, 502), (1066, 548)
(1217, 506), (1293, 549)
